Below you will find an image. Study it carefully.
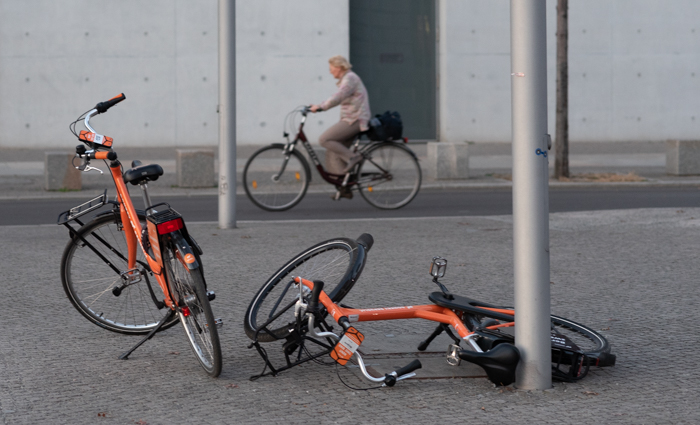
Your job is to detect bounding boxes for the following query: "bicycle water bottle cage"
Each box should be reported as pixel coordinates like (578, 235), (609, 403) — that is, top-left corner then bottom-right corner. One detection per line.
(78, 130), (113, 149)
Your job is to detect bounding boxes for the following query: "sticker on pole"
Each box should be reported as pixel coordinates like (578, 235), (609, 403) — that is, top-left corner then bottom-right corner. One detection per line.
(330, 327), (364, 366)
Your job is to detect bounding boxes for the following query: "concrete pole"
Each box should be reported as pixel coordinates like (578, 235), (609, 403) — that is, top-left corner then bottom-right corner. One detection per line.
(510, 0), (552, 389)
(218, 0), (236, 229)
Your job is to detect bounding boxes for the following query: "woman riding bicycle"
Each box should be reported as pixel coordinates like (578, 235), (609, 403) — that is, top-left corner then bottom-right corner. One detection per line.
(310, 55), (371, 198)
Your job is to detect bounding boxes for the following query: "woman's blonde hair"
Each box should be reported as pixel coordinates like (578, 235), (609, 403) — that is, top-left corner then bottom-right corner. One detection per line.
(328, 55), (352, 71)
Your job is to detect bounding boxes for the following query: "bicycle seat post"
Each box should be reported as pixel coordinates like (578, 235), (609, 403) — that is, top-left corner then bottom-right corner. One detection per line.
(139, 182), (154, 214)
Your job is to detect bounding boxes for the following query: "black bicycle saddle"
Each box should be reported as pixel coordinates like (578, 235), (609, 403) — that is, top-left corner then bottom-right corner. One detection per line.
(123, 163), (164, 186)
(459, 343), (520, 386)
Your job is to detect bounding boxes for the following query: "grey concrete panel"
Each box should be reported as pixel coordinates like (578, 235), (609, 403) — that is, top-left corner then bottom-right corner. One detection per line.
(666, 140), (700, 176)
(176, 149), (215, 188)
(426, 141), (469, 180)
(44, 151), (81, 191)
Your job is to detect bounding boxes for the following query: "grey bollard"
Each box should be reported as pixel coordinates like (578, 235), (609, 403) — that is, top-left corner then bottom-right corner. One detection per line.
(666, 140), (700, 176)
(45, 152), (81, 191)
(426, 141), (469, 180)
(176, 149), (215, 188)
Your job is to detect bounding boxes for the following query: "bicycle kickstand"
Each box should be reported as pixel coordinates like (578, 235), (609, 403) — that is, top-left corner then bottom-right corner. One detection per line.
(118, 309), (176, 360)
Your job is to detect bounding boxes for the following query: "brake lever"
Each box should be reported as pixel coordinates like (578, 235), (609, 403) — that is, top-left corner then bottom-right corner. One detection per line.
(73, 154), (104, 174)
(83, 164), (104, 174)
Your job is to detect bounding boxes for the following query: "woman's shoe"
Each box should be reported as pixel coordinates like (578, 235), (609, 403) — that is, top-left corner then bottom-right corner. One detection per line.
(332, 187), (353, 200)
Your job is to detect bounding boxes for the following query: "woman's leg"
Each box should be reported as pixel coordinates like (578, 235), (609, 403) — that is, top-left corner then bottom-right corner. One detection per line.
(319, 120), (361, 174)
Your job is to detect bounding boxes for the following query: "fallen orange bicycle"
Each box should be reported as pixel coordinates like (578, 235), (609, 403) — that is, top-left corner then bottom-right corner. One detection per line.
(244, 234), (615, 387)
(58, 94), (222, 377)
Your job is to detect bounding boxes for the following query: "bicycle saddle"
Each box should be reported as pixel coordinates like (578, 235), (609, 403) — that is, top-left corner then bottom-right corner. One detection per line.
(123, 163), (164, 185)
(459, 343), (520, 386)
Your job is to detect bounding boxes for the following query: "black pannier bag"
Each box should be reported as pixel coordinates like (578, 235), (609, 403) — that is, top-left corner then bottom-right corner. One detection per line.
(367, 111), (403, 141)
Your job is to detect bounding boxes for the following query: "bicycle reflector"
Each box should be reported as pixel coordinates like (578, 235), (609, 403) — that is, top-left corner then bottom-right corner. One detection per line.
(430, 257), (447, 278)
(156, 217), (183, 235)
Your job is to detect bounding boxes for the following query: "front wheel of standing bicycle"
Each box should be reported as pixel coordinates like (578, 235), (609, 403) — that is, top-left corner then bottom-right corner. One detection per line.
(356, 142), (421, 210)
(163, 236), (222, 377)
(243, 144), (311, 211)
(60, 212), (180, 335)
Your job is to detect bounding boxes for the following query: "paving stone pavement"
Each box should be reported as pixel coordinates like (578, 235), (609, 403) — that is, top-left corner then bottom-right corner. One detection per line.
(1, 208), (699, 424)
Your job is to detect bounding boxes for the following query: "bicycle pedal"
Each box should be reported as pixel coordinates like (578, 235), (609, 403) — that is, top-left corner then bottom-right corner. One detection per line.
(446, 344), (461, 366)
(206, 318), (223, 329)
(207, 290), (216, 302)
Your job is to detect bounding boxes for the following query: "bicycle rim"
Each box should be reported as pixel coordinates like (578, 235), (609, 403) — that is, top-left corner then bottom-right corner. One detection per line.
(244, 238), (362, 342)
(243, 145), (309, 211)
(357, 143), (421, 209)
(164, 242), (222, 377)
(61, 213), (178, 334)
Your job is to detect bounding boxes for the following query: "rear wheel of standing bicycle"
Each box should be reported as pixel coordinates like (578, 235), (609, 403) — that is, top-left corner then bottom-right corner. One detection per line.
(356, 142), (421, 210)
(244, 237), (366, 342)
(243, 144), (311, 211)
(60, 211), (179, 334)
(163, 236), (222, 377)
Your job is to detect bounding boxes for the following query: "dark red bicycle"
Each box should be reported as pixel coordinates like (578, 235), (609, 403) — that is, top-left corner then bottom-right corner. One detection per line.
(242, 106), (422, 211)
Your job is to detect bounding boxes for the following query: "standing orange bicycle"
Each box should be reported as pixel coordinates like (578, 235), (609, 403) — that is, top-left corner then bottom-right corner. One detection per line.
(58, 94), (222, 377)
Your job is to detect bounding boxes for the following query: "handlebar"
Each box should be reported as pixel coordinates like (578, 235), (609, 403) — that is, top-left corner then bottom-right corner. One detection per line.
(383, 359), (422, 387)
(95, 93), (126, 114)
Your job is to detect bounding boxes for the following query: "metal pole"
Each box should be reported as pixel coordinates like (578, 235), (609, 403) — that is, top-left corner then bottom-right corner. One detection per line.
(510, 0), (551, 389)
(218, 0), (236, 229)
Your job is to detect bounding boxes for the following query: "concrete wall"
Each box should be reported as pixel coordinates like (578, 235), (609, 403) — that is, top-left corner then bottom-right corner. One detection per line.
(1, 0), (698, 148)
(0, 0), (348, 148)
(438, 0), (700, 143)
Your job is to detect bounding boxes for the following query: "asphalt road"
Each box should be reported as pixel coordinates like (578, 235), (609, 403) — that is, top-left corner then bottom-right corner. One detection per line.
(2, 186), (699, 226)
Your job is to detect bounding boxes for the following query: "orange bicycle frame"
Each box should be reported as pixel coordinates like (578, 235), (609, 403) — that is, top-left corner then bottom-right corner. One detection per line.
(105, 159), (176, 309)
(295, 278), (515, 338)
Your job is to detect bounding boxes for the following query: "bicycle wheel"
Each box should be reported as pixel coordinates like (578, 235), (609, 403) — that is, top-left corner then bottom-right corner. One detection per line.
(244, 237), (365, 342)
(243, 144), (310, 211)
(357, 142), (421, 210)
(61, 212), (179, 334)
(163, 237), (222, 377)
(475, 313), (608, 354)
(471, 311), (612, 380)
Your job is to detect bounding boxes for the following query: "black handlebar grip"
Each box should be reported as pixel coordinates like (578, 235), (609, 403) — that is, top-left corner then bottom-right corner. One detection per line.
(307, 280), (325, 313)
(131, 160), (143, 168)
(95, 93), (126, 113)
(394, 359), (422, 377)
(356, 233), (374, 251)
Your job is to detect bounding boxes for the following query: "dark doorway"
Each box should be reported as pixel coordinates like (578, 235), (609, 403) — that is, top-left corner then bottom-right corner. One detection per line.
(350, 0), (437, 140)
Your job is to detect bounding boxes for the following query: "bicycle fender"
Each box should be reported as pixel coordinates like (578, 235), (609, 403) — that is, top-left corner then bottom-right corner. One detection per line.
(169, 232), (200, 270)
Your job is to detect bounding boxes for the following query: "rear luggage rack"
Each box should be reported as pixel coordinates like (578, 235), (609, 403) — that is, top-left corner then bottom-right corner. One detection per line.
(57, 190), (107, 225)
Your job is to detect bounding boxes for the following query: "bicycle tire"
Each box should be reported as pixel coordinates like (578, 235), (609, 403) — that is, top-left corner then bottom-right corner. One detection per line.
(60, 212), (179, 334)
(474, 312), (612, 366)
(163, 235), (222, 377)
(243, 144), (311, 211)
(244, 237), (366, 342)
(356, 142), (421, 210)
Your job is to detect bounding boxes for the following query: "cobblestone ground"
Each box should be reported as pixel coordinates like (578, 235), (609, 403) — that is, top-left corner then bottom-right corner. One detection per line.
(1, 208), (698, 424)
